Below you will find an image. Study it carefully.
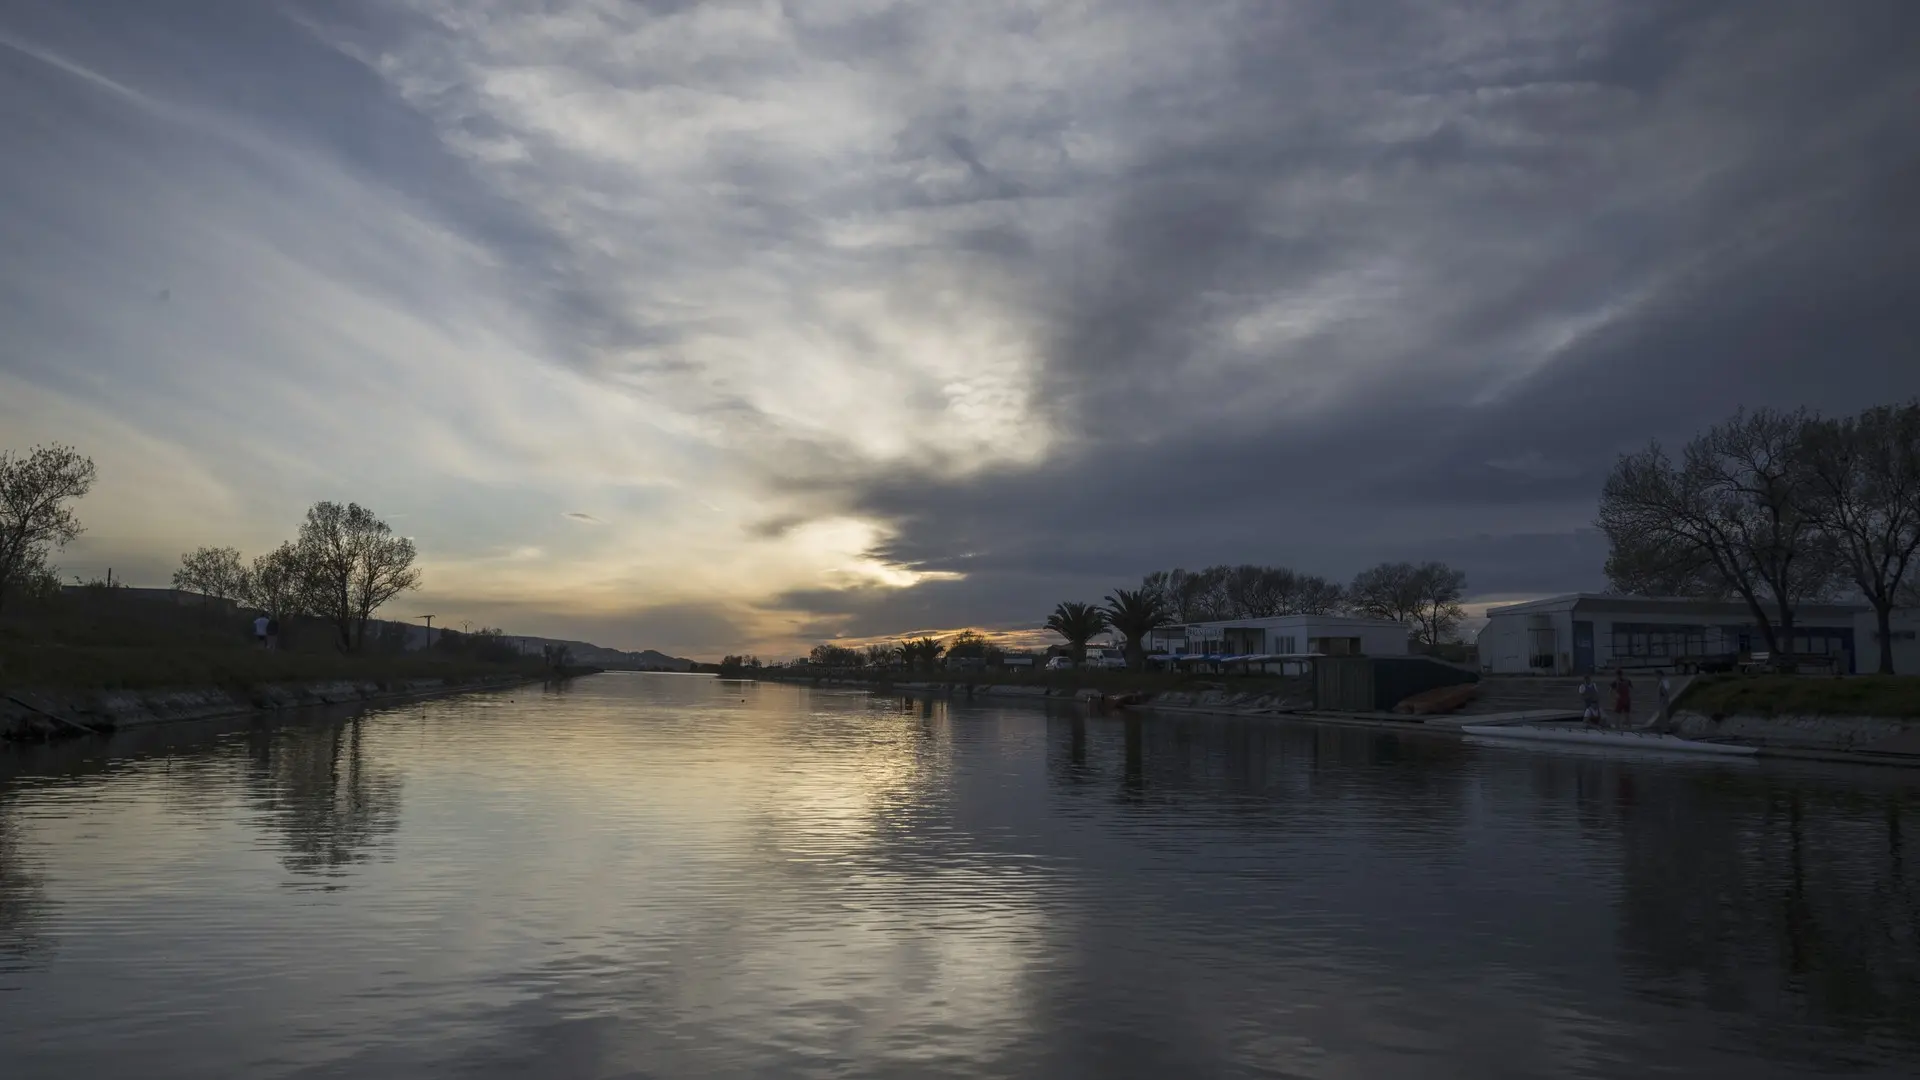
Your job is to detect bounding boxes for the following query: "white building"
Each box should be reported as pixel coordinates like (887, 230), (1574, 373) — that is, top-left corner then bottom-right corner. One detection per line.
(1854, 608), (1920, 674)
(1147, 615), (1411, 659)
(1478, 594), (1867, 675)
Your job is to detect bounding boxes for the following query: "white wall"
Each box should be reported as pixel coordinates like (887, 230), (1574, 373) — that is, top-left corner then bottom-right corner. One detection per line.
(1855, 609), (1920, 674)
(1165, 616), (1411, 656)
(1478, 613), (1530, 673)
(1352, 622), (1411, 656)
(1479, 610), (1577, 674)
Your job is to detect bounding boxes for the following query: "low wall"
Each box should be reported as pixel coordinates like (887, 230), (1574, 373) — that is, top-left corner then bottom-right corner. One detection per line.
(802, 675), (1314, 714)
(1669, 709), (1917, 752)
(1142, 688), (1313, 714)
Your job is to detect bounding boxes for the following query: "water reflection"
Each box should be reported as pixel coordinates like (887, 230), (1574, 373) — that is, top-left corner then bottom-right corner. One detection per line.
(241, 717), (403, 878)
(0, 678), (1916, 1078)
(1035, 710), (1920, 1072)
(1611, 773), (1920, 1065)
(0, 790), (49, 977)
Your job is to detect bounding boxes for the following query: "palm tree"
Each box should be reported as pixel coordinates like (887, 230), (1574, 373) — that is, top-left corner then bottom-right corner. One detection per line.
(1045, 602), (1108, 665)
(897, 636), (946, 672)
(1103, 588), (1169, 671)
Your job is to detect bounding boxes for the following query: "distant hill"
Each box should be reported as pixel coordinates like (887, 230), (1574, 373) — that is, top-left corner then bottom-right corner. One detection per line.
(520, 639), (697, 672)
(383, 619), (695, 670)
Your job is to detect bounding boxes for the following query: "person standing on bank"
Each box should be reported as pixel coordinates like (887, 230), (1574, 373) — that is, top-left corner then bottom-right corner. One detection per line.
(1611, 668), (1634, 729)
(1654, 670), (1672, 729)
(265, 616), (280, 651)
(253, 612), (270, 648)
(1579, 673), (1603, 728)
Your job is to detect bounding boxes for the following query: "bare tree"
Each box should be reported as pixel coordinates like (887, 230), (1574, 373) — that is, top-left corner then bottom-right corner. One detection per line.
(1797, 403), (1920, 673)
(1347, 562), (1425, 631)
(1144, 564), (1344, 620)
(1222, 564), (1285, 617)
(1703, 408), (1843, 653)
(293, 502), (422, 652)
(862, 643), (894, 668)
(172, 546), (248, 609)
(1411, 562), (1468, 647)
(1599, 410), (1840, 659)
(0, 444), (96, 615)
(1144, 567), (1233, 622)
(243, 542), (306, 621)
(809, 643), (863, 668)
(944, 630), (1003, 664)
(1288, 574), (1347, 615)
(1602, 538), (1731, 599)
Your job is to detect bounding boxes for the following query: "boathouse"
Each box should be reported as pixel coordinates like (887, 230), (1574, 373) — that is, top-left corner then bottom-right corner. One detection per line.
(1477, 594), (1867, 675)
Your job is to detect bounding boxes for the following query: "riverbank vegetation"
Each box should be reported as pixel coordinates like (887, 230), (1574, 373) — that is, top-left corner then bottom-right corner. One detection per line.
(1599, 400), (1920, 673)
(0, 585), (565, 691)
(784, 558), (1473, 680)
(1680, 674), (1920, 719)
(170, 499), (421, 653)
(0, 441), (576, 693)
(756, 665), (1309, 697)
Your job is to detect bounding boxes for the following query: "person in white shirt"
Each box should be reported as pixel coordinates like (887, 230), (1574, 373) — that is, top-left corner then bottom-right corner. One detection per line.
(1578, 674), (1603, 727)
(253, 614), (270, 648)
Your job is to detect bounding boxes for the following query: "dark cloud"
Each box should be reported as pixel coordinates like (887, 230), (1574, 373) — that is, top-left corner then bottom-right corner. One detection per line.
(779, 0), (1920, 633)
(5, 0), (1918, 652)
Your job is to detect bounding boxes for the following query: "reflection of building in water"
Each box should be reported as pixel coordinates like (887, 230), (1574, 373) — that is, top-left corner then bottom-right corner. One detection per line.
(1045, 712), (1474, 846)
(244, 719), (403, 876)
(1611, 772), (1920, 1062)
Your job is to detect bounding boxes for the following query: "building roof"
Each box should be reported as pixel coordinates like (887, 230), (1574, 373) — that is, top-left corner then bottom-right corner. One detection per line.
(1484, 593), (1867, 619)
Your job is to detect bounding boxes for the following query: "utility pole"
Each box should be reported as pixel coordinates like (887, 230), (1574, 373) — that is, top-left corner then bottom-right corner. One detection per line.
(416, 614), (436, 650)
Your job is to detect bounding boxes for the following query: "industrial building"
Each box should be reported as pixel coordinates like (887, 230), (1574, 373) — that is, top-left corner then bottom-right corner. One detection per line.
(1477, 594), (1868, 675)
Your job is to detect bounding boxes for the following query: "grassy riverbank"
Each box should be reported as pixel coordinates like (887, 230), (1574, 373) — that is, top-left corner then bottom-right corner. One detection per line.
(0, 588), (568, 692)
(0, 638), (566, 691)
(1679, 674), (1920, 718)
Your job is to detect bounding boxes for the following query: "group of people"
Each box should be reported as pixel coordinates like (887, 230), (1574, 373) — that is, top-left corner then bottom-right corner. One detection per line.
(1578, 668), (1673, 729)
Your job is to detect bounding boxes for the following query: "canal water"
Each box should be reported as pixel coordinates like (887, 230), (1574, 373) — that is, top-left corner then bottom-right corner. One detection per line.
(2, 673), (1918, 1078)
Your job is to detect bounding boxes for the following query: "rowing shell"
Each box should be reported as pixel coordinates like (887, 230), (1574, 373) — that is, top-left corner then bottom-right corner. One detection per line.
(1459, 724), (1758, 757)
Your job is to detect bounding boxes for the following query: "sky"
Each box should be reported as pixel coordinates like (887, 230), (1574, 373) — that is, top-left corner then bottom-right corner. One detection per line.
(3, 0), (1917, 661)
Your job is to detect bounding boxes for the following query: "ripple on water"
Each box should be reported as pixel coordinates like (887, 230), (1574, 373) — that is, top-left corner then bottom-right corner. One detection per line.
(1, 673), (1918, 1078)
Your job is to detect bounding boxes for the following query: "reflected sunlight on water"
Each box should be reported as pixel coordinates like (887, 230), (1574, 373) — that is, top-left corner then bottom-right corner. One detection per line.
(2, 673), (1919, 1078)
